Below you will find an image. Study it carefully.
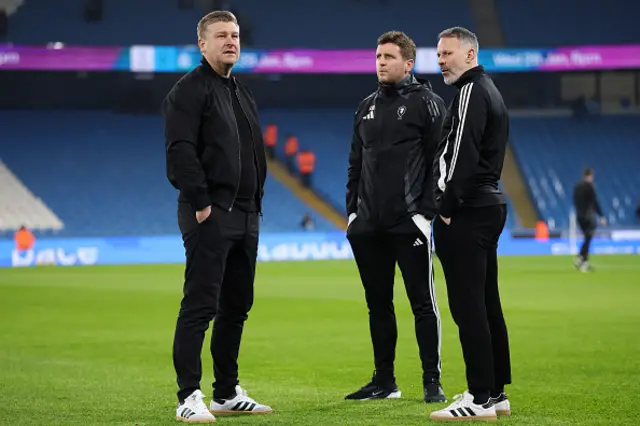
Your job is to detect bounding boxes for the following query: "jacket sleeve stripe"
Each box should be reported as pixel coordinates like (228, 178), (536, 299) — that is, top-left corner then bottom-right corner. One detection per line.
(437, 126), (454, 192)
(446, 82), (474, 182)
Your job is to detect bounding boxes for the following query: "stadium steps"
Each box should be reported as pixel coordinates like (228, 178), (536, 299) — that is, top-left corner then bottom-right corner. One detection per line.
(266, 158), (347, 230)
(0, 159), (64, 232)
(502, 145), (539, 228)
(468, 0), (505, 47)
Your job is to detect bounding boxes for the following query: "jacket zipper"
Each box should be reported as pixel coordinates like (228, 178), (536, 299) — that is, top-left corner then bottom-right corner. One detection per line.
(234, 88), (263, 216)
(227, 87), (241, 211)
(373, 94), (384, 225)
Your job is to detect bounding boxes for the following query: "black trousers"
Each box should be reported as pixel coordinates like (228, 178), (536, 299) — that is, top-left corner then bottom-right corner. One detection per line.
(173, 202), (259, 402)
(433, 205), (511, 397)
(578, 216), (595, 261)
(346, 214), (442, 385)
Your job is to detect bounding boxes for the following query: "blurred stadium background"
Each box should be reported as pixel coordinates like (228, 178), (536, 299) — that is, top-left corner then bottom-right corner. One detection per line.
(0, 1), (639, 425)
(0, 0), (639, 255)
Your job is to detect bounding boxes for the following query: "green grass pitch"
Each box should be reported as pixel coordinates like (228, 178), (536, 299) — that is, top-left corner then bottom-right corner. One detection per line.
(1, 255), (638, 425)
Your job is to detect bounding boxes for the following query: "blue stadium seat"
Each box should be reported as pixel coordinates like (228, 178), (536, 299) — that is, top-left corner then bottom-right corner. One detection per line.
(4, 0), (473, 48)
(509, 115), (640, 230)
(0, 110), (336, 237)
(227, 0), (474, 49)
(260, 109), (522, 231)
(496, 0), (640, 47)
(5, 0), (202, 46)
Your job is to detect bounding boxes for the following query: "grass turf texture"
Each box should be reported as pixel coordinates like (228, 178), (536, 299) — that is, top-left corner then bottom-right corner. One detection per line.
(0, 255), (638, 425)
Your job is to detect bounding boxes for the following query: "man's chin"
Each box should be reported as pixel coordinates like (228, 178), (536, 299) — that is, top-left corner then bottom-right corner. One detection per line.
(220, 55), (238, 66)
(377, 75), (397, 85)
(442, 75), (456, 85)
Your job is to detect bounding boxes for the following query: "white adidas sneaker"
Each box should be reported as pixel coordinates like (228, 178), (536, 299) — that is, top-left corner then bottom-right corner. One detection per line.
(430, 391), (497, 421)
(175, 390), (217, 423)
(209, 385), (273, 415)
(492, 392), (511, 416)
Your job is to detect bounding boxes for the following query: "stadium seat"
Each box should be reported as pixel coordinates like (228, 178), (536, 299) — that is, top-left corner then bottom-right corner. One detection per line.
(496, 0), (640, 47)
(509, 115), (640, 230)
(0, 110), (336, 237)
(260, 109), (523, 231)
(0, 159), (64, 233)
(3, 0), (473, 48)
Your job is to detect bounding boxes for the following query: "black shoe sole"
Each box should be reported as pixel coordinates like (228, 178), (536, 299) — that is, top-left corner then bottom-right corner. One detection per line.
(345, 390), (402, 400)
(424, 395), (447, 403)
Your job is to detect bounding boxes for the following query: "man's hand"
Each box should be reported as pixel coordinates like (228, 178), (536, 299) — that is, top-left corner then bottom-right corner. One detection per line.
(196, 205), (212, 224)
(440, 215), (451, 226)
(600, 216), (607, 226)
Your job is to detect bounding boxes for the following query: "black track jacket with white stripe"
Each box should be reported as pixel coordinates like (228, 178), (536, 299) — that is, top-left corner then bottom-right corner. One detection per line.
(433, 65), (508, 218)
(346, 74), (446, 227)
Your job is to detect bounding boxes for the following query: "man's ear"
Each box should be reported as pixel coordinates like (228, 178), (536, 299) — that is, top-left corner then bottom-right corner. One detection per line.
(406, 59), (415, 73)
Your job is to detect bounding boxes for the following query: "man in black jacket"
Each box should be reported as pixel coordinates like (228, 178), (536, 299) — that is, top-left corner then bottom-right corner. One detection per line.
(573, 167), (606, 272)
(345, 31), (447, 404)
(429, 27), (511, 422)
(163, 11), (271, 423)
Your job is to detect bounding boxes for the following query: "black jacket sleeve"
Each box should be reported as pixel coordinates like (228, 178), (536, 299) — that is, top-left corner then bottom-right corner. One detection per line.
(439, 84), (487, 218)
(163, 78), (211, 211)
(346, 110), (363, 215)
(420, 94), (446, 218)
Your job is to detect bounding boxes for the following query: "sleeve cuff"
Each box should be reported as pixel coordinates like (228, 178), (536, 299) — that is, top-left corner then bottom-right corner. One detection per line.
(439, 201), (455, 218)
(192, 193), (211, 211)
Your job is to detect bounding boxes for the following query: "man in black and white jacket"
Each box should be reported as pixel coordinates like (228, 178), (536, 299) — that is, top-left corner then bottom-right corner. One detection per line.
(345, 30), (447, 404)
(429, 27), (512, 422)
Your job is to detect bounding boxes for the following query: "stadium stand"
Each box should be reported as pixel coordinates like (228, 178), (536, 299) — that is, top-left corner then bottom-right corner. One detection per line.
(0, 110), (336, 237)
(2, 0), (202, 46)
(2, 0), (474, 48)
(3, 107), (638, 238)
(220, 0), (474, 48)
(509, 115), (640, 230)
(496, 0), (640, 47)
(0, 159), (63, 233)
(260, 109), (523, 230)
(7, 0), (638, 49)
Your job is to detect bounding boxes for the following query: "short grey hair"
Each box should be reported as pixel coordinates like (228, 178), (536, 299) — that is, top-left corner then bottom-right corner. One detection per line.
(438, 27), (479, 52)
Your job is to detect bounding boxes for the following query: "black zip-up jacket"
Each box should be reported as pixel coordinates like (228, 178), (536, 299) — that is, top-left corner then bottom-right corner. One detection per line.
(163, 57), (267, 213)
(346, 74), (446, 226)
(433, 65), (508, 218)
(573, 180), (603, 221)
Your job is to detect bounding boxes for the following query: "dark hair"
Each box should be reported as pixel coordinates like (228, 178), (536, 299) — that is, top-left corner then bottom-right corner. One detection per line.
(377, 31), (416, 61)
(583, 167), (594, 177)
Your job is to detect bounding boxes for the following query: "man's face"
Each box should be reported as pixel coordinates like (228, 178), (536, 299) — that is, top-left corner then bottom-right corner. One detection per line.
(376, 43), (412, 85)
(437, 36), (472, 85)
(199, 21), (240, 69)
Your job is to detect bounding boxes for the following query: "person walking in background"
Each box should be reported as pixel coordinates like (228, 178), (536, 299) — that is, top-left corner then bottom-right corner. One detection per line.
(163, 10), (272, 423)
(573, 167), (606, 272)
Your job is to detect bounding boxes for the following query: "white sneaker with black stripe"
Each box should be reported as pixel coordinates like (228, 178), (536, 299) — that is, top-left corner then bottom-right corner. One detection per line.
(430, 391), (497, 421)
(209, 385), (272, 415)
(491, 392), (511, 416)
(175, 390), (217, 423)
